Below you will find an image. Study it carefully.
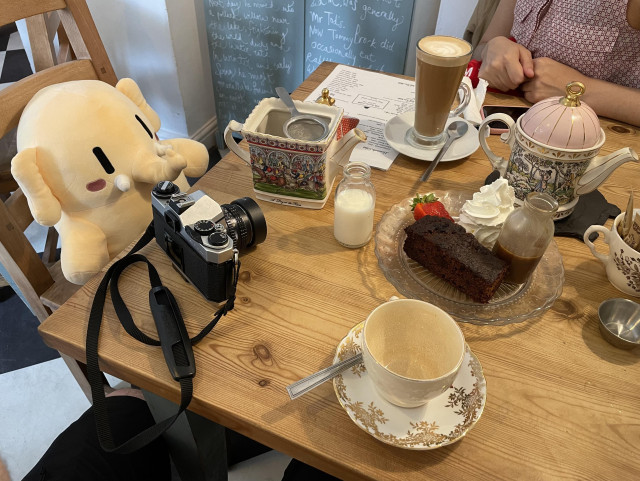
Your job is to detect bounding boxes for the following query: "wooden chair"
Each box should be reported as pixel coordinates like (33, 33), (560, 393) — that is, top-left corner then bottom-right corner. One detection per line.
(0, 0), (118, 401)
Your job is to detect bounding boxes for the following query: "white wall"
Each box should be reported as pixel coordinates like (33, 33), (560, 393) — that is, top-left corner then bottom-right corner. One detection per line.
(404, 0), (442, 77)
(435, 0), (478, 38)
(86, 0), (215, 146)
(165, 0), (217, 147)
(19, 1), (216, 145)
(404, 0), (479, 76)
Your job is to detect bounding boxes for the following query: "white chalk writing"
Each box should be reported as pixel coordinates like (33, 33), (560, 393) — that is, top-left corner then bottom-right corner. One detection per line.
(305, 0), (413, 75)
(205, 0), (303, 129)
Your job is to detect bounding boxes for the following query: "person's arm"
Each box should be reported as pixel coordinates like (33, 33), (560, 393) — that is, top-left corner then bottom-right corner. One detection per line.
(521, 57), (640, 127)
(473, 0), (534, 91)
(473, 0), (517, 61)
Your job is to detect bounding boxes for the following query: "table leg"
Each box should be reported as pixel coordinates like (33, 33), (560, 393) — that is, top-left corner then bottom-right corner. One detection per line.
(143, 389), (228, 481)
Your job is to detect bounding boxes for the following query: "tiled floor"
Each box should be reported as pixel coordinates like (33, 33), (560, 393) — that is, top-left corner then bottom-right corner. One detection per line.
(0, 23), (30, 90)
(0, 24), (295, 481)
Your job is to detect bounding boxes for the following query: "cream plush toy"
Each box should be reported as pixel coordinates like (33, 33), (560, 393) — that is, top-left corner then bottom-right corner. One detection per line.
(11, 78), (209, 284)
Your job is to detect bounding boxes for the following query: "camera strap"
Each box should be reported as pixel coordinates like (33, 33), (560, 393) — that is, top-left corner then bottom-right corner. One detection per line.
(85, 221), (240, 454)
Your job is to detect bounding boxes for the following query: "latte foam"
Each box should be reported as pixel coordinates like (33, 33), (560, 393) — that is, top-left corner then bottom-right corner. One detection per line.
(417, 36), (471, 67)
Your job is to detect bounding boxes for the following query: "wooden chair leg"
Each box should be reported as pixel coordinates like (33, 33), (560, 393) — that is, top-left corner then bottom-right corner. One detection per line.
(59, 352), (94, 403)
(41, 227), (59, 266)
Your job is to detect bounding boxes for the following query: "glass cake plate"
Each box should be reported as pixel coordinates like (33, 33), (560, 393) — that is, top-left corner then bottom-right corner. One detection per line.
(374, 191), (564, 325)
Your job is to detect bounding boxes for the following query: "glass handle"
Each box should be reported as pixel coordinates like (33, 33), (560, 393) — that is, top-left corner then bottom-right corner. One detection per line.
(451, 82), (472, 117)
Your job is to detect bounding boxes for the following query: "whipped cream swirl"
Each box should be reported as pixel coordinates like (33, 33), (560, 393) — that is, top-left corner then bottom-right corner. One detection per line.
(458, 178), (515, 247)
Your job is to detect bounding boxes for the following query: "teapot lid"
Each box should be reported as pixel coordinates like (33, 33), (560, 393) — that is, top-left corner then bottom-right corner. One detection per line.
(520, 82), (601, 149)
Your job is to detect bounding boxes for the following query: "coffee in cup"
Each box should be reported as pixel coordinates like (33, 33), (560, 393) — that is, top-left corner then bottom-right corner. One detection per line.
(362, 299), (465, 408)
(407, 35), (472, 149)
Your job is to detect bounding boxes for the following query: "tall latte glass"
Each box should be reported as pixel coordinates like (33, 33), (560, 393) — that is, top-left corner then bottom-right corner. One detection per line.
(407, 36), (472, 149)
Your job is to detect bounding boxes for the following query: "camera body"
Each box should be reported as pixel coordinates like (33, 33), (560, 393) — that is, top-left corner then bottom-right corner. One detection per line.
(151, 181), (267, 302)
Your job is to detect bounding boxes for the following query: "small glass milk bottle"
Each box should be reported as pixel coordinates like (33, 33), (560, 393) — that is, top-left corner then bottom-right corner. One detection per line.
(333, 162), (376, 248)
(492, 192), (558, 284)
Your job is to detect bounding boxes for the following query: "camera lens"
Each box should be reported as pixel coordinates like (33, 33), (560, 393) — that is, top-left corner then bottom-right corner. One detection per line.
(221, 197), (267, 250)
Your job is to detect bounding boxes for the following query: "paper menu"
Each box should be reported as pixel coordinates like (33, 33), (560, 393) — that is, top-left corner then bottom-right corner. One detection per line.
(305, 65), (415, 171)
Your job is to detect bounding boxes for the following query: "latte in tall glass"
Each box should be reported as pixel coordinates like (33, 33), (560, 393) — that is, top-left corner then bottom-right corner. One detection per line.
(407, 36), (472, 149)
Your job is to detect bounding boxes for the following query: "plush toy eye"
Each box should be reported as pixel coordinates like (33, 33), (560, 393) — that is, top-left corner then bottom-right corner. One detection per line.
(135, 114), (153, 139)
(92, 147), (115, 174)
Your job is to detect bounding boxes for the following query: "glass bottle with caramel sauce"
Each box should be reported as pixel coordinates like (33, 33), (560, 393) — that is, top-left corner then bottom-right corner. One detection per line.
(493, 192), (558, 284)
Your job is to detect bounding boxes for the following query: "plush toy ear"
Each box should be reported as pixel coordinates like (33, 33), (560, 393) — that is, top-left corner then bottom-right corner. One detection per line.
(11, 148), (62, 226)
(116, 78), (161, 133)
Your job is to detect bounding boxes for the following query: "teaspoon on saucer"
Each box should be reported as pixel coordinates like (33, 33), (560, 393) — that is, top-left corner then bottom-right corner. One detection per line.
(286, 352), (363, 400)
(419, 120), (469, 182)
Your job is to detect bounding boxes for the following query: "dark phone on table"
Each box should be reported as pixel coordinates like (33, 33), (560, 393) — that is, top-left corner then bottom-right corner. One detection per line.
(481, 105), (529, 134)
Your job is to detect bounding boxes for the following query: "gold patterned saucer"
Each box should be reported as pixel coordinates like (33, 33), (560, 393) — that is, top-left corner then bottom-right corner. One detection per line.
(333, 322), (486, 450)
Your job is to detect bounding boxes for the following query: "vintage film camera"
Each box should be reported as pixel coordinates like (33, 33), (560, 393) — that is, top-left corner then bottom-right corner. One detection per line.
(151, 181), (267, 301)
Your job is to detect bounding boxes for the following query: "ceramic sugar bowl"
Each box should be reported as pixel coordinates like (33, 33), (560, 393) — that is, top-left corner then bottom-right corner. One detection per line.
(479, 82), (638, 219)
(224, 98), (366, 209)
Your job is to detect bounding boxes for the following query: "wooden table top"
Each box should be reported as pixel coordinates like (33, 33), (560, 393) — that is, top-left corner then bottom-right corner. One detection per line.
(39, 62), (640, 480)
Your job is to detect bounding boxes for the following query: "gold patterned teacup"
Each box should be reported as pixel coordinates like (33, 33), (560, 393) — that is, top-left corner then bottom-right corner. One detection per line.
(584, 211), (640, 297)
(362, 299), (465, 408)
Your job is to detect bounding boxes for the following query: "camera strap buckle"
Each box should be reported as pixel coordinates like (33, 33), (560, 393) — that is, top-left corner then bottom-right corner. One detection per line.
(86, 222), (242, 454)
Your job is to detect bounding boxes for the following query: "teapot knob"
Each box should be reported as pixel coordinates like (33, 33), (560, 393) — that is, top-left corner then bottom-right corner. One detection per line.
(560, 81), (586, 107)
(316, 88), (335, 106)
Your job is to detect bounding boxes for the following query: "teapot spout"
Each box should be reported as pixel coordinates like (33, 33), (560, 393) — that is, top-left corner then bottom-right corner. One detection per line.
(575, 148), (639, 196)
(329, 128), (367, 178)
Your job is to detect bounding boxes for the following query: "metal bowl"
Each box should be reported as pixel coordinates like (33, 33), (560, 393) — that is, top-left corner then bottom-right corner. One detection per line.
(597, 298), (640, 350)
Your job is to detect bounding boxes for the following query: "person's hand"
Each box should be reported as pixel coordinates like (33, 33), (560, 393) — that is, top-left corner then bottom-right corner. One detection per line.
(521, 57), (588, 103)
(478, 36), (535, 91)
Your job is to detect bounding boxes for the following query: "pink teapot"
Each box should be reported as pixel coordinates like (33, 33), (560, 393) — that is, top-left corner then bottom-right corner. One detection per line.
(479, 82), (638, 219)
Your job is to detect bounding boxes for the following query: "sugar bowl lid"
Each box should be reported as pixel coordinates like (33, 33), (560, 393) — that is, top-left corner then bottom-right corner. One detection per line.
(520, 81), (601, 149)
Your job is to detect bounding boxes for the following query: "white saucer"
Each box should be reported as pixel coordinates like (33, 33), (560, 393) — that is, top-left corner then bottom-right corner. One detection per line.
(333, 322), (487, 450)
(384, 112), (480, 162)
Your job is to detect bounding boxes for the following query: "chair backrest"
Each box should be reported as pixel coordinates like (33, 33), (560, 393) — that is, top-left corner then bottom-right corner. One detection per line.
(0, 0), (117, 321)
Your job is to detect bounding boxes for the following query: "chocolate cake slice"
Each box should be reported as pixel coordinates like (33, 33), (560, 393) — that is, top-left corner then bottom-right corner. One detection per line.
(403, 216), (508, 303)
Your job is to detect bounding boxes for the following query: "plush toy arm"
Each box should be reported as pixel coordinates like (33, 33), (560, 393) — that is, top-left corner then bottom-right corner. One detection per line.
(159, 139), (209, 177)
(131, 146), (188, 184)
(58, 217), (109, 285)
(11, 148), (62, 226)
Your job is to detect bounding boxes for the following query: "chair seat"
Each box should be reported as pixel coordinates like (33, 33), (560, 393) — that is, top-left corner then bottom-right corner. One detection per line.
(40, 261), (81, 312)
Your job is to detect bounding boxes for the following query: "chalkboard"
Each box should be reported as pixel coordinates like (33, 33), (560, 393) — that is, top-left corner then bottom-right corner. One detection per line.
(204, 0), (305, 144)
(305, 0), (416, 77)
(204, 0), (416, 145)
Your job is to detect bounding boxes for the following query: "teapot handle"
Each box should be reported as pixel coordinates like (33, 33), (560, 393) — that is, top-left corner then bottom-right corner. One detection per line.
(478, 113), (516, 176)
(224, 121), (251, 167)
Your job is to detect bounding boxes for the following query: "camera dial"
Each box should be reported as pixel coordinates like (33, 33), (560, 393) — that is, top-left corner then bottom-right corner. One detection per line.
(207, 231), (229, 247)
(153, 180), (179, 198)
(194, 219), (215, 235)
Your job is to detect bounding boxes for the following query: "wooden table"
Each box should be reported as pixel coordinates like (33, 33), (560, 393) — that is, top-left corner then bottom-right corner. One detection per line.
(39, 62), (640, 480)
